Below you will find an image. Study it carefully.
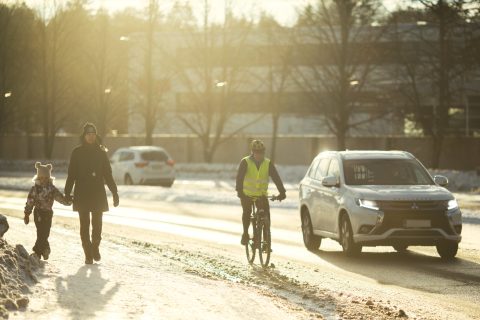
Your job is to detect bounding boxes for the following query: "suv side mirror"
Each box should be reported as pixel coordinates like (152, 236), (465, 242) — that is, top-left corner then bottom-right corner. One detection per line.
(434, 175), (448, 187)
(322, 175), (339, 188)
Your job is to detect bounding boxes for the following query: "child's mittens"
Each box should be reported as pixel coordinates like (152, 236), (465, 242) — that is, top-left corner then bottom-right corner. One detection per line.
(23, 213), (30, 225)
(65, 194), (73, 206)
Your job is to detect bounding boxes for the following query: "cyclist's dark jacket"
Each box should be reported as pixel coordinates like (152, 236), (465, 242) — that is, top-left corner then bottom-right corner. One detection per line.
(235, 155), (286, 195)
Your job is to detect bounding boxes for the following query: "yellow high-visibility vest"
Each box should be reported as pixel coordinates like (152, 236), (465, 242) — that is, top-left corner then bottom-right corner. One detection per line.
(243, 156), (270, 197)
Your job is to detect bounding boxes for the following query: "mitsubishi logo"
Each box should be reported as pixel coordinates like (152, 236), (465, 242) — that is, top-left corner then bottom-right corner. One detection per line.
(411, 203), (419, 210)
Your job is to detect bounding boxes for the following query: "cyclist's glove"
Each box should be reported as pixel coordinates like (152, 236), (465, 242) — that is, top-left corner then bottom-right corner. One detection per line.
(278, 193), (286, 201)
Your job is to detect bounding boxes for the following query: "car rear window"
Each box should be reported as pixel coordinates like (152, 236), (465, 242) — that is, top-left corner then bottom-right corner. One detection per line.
(343, 159), (434, 185)
(119, 152), (135, 162)
(141, 151), (168, 162)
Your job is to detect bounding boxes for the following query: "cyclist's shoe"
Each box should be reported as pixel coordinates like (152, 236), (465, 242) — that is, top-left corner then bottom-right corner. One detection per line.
(262, 244), (272, 253)
(241, 233), (249, 245)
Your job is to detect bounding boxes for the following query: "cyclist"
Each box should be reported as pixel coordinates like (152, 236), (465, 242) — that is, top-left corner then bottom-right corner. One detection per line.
(236, 139), (286, 246)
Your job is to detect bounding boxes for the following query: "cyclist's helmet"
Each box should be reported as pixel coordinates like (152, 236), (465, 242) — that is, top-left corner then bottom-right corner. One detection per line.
(251, 139), (266, 152)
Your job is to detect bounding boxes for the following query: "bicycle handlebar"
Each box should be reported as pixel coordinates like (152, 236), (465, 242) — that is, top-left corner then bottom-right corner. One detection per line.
(269, 195), (282, 202)
(244, 195), (283, 202)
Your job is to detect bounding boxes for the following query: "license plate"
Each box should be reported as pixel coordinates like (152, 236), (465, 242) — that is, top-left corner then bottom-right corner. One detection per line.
(404, 220), (431, 228)
(152, 164), (163, 170)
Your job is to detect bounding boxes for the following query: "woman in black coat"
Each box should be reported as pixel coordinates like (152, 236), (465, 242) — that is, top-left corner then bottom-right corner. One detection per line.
(65, 123), (119, 264)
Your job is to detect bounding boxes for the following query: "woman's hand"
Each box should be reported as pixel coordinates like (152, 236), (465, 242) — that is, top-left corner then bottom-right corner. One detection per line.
(24, 213), (30, 225)
(113, 193), (119, 207)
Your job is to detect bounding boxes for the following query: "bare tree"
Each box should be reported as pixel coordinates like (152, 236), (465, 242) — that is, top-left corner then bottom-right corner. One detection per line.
(257, 14), (294, 162)
(139, 0), (164, 146)
(37, 0), (89, 158)
(390, 0), (479, 167)
(0, 4), (38, 156)
(84, 10), (129, 137)
(293, 0), (391, 150)
(171, 0), (264, 162)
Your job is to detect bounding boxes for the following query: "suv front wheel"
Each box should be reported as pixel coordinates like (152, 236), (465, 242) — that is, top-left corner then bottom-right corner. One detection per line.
(436, 240), (458, 260)
(340, 213), (362, 256)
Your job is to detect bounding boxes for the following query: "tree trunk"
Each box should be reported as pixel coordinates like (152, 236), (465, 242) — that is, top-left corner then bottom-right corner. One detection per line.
(26, 133), (33, 159)
(202, 137), (217, 163)
(203, 146), (214, 163)
(44, 132), (54, 160)
(145, 119), (154, 145)
(336, 128), (347, 151)
(433, 0), (448, 170)
(431, 135), (443, 169)
(0, 134), (4, 159)
(271, 114), (280, 162)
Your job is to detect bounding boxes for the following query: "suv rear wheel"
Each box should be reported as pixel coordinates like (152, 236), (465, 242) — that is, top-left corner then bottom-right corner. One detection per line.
(301, 209), (321, 251)
(124, 174), (133, 185)
(340, 214), (362, 256)
(393, 245), (409, 253)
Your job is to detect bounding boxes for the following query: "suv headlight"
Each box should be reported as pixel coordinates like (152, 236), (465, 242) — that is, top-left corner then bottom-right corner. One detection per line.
(447, 199), (459, 211)
(356, 199), (380, 211)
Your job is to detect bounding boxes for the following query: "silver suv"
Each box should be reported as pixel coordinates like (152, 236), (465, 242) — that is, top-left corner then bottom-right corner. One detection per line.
(299, 151), (462, 259)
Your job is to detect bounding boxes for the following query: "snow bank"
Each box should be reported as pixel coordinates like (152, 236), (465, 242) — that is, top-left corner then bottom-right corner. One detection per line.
(430, 170), (480, 192)
(1, 160), (479, 191)
(0, 238), (39, 317)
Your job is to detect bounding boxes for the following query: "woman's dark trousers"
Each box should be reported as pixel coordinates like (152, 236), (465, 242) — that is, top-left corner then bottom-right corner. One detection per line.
(79, 211), (103, 259)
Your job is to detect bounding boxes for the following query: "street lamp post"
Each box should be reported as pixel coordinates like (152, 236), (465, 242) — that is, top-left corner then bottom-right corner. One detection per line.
(1, 91), (13, 156)
(215, 80), (227, 110)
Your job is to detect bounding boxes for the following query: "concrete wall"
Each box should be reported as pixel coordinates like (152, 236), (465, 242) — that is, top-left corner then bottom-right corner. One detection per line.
(0, 135), (479, 170)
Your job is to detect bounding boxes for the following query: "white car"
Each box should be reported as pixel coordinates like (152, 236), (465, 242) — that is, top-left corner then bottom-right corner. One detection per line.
(299, 150), (462, 259)
(110, 146), (176, 187)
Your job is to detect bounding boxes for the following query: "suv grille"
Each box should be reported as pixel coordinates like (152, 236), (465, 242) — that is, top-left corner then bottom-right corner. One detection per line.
(377, 200), (446, 211)
(373, 201), (454, 235)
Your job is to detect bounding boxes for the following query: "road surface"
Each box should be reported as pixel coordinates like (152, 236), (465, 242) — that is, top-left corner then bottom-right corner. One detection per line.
(0, 181), (479, 319)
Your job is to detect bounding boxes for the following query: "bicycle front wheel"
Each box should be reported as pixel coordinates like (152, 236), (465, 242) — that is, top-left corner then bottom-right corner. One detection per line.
(258, 220), (271, 268)
(245, 220), (256, 264)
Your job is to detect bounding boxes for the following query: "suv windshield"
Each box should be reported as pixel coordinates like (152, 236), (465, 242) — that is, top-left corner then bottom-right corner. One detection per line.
(141, 151), (168, 162)
(343, 159), (434, 186)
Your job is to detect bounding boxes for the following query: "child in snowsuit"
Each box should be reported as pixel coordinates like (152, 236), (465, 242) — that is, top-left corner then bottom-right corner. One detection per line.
(24, 162), (71, 260)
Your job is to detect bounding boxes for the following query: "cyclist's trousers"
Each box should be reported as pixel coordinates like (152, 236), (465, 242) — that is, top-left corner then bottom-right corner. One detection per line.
(241, 197), (270, 236)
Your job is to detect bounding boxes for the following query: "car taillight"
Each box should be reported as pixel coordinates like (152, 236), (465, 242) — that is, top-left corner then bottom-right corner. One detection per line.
(135, 161), (149, 168)
(167, 159), (175, 167)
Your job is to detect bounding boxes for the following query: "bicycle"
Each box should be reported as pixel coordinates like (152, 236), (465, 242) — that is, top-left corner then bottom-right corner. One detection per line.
(245, 195), (280, 268)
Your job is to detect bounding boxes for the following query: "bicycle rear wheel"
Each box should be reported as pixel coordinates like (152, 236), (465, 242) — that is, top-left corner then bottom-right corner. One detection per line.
(258, 220), (271, 268)
(245, 220), (256, 264)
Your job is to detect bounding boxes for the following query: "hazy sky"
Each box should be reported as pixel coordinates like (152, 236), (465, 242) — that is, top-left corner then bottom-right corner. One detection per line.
(9, 0), (402, 25)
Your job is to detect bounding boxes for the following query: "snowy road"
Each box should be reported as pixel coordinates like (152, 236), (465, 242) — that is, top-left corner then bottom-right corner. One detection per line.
(0, 180), (479, 319)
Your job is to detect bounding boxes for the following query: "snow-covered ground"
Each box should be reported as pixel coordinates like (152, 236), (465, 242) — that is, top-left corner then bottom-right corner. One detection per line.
(1, 189), (479, 320)
(3, 216), (314, 320)
(0, 175), (299, 209)
(1, 161), (479, 190)
(0, 161), (309, 184)
(1, 164), (479, 221)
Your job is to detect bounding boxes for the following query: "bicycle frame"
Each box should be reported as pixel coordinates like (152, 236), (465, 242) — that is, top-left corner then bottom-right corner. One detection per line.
(245, 196), (272, 267)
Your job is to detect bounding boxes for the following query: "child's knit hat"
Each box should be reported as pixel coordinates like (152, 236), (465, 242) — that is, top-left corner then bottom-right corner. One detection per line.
(33, 162), (55, 181)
